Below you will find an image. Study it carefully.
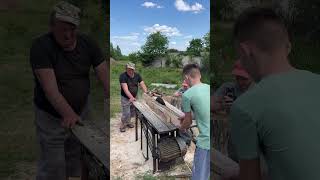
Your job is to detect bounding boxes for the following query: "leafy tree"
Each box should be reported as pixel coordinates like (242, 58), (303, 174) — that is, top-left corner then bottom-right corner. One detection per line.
(110, 43), (123, 60)
(141, 32), (169, 65)
(128, 51), (141, 64)
(186, 38), (203, 57)
(115, 45), (122, 59)
(203, 32), (210, 52)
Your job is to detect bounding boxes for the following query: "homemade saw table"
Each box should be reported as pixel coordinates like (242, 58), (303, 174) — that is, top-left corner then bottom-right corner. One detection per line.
(133, 93), (196, 173)
(71, 119), (109, 179)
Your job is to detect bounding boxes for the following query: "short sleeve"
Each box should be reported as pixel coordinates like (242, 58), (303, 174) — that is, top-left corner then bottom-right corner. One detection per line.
(119, 74), (127, 84)
(87, 37), (105, 68)
(182, 93), (191, 113)
(30, 39), (53, 70)
(137, 74), (142, 83)
(230, 103), (260, 159)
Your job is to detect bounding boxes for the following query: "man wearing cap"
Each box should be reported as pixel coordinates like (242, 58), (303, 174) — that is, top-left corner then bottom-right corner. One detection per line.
(213, 60), (253, 113)
(119, 62), (147, 132)
(29, 1), (108, 179)
(212, 60), (253, 165)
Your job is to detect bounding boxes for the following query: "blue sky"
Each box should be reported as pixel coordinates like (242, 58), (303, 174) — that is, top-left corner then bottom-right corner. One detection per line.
(111, 0), (210, 55)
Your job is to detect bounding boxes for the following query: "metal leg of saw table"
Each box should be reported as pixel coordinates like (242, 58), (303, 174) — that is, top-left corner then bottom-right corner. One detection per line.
(140, 118), (143, 150)
(146, 123), (149, 160)
(135, 108), (138, 141)
(152, 133), (156, 173)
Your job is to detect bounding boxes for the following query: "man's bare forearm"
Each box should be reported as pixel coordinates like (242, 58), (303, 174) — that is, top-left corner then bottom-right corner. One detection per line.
(35, 69), (76, 118)
(140, 81), (148, 93)
(121, 83), (134, 99)
(46, 91), (77, 117)
(95, 61), (109, 98)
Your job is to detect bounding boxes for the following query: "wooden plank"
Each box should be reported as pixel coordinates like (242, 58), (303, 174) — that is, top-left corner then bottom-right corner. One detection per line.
(142, 94), (183, 128)
(133, 101), (173, 133)
(71, 120), (109, 168)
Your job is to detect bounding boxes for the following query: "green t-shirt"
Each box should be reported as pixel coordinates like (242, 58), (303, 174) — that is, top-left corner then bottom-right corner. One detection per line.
(182, 83), (210, 150)
(230, 69), (320, 180)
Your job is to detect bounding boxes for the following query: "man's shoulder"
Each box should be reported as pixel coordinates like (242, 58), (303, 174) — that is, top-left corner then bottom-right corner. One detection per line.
(119, 72), (127, 78)
(31, 33), (54, 48)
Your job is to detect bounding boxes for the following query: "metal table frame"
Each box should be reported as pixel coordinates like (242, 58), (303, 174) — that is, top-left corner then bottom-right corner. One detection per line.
(135, 107), (179, 173)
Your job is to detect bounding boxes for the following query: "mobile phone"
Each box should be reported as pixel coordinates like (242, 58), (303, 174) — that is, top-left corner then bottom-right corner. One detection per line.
(225, 87), (236, 101)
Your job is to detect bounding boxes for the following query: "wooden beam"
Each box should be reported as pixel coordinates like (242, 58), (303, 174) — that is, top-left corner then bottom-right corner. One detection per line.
(142, 93), (183, 127)
(71, 120), (109, 168)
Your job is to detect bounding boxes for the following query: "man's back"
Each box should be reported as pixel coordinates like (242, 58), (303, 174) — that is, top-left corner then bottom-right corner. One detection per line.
(183, 83), (210, 150)
(231, 69), (320, 180)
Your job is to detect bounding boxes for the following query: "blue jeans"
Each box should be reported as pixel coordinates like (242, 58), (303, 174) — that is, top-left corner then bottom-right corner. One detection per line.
(192, 147), (210, 180)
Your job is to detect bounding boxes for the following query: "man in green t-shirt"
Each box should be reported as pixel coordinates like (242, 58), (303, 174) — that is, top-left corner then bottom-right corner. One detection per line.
(230, 7), (320, 180)
(179, 63), (210, 180)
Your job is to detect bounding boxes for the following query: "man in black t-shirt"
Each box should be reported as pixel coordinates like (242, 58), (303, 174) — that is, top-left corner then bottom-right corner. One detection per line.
(119, 62), (147, 132)
(29, 2), (108, 180)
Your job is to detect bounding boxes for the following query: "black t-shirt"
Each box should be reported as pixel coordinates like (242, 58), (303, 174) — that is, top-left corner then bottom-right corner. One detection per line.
(30, 32), (104, 118)
(119, 72), (142, 99)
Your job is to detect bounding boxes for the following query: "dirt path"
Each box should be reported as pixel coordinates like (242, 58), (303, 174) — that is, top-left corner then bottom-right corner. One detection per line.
(110, 114), (195, 180)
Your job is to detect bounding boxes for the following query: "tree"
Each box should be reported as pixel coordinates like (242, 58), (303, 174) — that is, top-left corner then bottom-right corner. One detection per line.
(141, 32), (169, 65)
(115, 45), (122, 59)
(110, 43), (123, 60)
(110, 42), (115, 58)
(186, 38), (203, 57)
(203, 32), (210, 52)
(128, 51), (141, 64)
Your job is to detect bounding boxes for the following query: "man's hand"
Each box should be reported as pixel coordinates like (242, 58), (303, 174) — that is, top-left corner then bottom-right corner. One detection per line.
(61, 112), (81, 128)
(223, 95), (234, 111)
(129, 97), (136, 102)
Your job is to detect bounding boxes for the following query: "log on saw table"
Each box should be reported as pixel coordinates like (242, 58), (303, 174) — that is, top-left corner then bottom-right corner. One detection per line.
(142, 93), (185, 127)
(133, 100), (176, 133)
(71, 120), (109, 168)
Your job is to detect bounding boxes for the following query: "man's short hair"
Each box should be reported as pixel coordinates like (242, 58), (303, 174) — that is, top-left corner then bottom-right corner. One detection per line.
(183, 63), (201, 78)
(233, 7), (289, 51)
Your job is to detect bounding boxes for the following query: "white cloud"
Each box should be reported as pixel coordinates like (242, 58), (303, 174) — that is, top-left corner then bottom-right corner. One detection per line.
(130, 32), (140, 36)
(183, 35), (193, 39)
(141, 2), (163, 8)
(111, 35), (139, 41)
(144, 24), (182, 37)
(111, 33), (143, 55)
(131, 42), (141, 46)
(171, 41), (177, 45)
(174, 0), (204, 13)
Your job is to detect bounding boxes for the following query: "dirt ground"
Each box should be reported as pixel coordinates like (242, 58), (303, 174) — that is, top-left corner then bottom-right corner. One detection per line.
(110, 114), (196, 180)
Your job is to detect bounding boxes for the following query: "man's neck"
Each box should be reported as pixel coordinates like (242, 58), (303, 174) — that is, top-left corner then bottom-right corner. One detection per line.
(260, 56), (295, 80)
(190, 79), (201, 87)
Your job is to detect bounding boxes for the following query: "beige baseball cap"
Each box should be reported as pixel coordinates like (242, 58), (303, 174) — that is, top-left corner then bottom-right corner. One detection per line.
(53, 1), (81, 26)
(126, 62), (135, 70)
